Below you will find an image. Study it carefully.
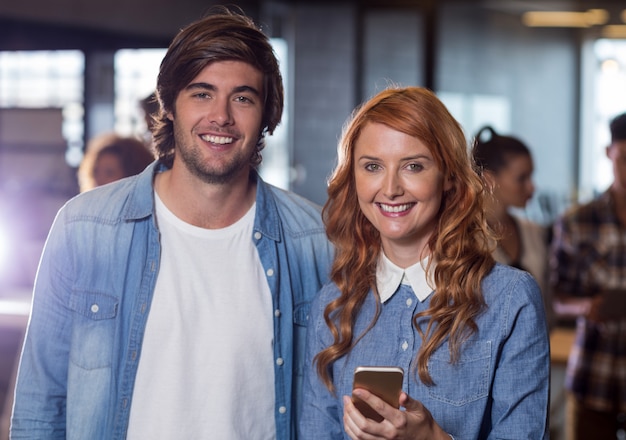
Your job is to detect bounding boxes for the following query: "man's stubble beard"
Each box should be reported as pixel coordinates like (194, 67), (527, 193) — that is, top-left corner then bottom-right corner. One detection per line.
(174, 125), (256, 185)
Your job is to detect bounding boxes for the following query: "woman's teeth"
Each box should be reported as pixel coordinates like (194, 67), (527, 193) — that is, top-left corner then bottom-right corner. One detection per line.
(379, 203), (412, 213)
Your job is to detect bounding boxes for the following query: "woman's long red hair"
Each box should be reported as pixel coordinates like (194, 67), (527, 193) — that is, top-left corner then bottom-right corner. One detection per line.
(315, 87), (495, 390)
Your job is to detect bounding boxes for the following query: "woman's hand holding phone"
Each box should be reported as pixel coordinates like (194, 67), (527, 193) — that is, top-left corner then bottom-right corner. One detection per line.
(343, 366), (450, 440)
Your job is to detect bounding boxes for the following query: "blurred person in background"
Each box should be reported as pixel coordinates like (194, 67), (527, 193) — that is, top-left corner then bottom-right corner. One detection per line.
(140, 92), (159, 145)
(550, 112), (626, 440)
(77, 132), (154, 192)
(472, 126), (554, 330)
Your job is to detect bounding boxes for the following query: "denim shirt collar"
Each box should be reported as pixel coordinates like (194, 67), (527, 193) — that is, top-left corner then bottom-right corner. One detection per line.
(253, 171), (282, 242)
(119, 160), (163, 221)
(119, 162), (281, 244)
(376, 252), (434, 303)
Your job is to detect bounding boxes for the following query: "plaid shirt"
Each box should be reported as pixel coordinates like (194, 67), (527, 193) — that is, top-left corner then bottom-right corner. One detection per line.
(550, 189), (626, 413)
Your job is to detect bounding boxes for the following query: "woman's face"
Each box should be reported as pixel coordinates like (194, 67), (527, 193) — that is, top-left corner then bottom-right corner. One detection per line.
(353, 122), (449, 265)
(490, 154), (535, 209)
(93, 152), (126, 187)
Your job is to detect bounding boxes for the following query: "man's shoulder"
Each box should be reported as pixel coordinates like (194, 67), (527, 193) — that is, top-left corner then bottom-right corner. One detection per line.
(62, 170), (153, 223)
(560, 192), (609, 224)
(260, 181), (325, 227)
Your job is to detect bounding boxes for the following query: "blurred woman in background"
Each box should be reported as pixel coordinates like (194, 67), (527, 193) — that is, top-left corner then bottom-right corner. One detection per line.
(472, 126), (553, 329)
(77, 132), (154, 192)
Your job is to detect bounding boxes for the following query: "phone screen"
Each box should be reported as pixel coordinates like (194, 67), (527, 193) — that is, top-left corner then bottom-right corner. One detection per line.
(352, 366), (403, 422)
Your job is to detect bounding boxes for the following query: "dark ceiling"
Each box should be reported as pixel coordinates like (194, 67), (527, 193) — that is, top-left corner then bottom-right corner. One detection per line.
(1, 0), (625, 51)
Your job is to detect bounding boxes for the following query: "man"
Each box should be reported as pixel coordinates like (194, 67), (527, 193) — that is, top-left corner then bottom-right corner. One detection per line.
(550, 112), (626, 439)
(10, 7), (333, 439)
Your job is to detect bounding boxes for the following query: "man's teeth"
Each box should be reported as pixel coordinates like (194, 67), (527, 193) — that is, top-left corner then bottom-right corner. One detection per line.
(379, 203), (412, 213)
(201, 135), (233, 144)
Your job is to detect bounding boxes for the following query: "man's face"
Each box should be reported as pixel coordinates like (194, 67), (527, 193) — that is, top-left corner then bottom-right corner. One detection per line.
(168, 60), (264, 185)
(607, 140), (626, 193)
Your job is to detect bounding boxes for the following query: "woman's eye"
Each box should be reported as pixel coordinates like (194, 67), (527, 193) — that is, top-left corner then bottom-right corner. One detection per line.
(407, 163), (423, 171)
(365, 163), (380, 171)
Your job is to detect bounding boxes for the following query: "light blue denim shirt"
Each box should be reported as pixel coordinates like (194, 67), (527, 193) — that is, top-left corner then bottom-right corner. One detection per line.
(299, 264), (550, 440)
(10, 161), (333, 440)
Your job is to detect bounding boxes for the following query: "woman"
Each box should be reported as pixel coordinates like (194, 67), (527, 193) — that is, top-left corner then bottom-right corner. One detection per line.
(472, 126), (553, 330)
(77, 132), (154, 192)
(299, 87), (549, 439)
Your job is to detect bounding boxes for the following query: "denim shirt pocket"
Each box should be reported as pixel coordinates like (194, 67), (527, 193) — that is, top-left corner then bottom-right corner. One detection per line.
(427, 340), (491, 406)
(293, 301), (311, 327)
(68, 290), (119, 369)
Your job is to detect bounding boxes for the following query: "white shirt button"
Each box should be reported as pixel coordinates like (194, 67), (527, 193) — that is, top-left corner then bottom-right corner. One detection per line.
(401, 341), (409, 351)
(406, 298), (413, 307)
(276, 357), (284, 366)
(279, 406), (287, 414)
(90, 304), (99, 313)
(266, 268), (274, 277)
(274, 309), (281, 317)
(254, 232), (262, 240)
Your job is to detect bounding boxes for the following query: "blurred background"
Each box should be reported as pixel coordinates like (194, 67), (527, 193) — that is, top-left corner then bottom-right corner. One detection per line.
(0, 0), (625, 438)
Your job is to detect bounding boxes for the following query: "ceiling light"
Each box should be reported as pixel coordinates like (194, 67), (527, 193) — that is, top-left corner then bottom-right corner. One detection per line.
(602, 25), (626, 38)
(522, 9), (609, 28)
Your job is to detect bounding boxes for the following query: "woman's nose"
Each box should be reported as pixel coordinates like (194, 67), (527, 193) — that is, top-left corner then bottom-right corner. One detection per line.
(382, 173), (403, 198)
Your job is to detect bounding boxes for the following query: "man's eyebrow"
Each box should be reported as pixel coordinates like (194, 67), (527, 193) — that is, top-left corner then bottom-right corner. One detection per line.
(185, 82), (261, 97)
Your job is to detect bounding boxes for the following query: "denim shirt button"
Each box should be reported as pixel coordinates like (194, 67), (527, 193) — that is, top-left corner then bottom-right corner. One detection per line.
(278, 406), (287, 414)
(90, 304), (99, 313)
(276, 357), (284, 366)
(406, 298), (413, 307)
(266, 268), (274, 277)
(254, 231), (262, 240)
(274, 309), (281, 318)
(401, 341), (409, 351)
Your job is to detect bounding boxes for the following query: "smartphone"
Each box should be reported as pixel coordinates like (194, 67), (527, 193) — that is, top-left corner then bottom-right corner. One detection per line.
(351, 366), (404, 422)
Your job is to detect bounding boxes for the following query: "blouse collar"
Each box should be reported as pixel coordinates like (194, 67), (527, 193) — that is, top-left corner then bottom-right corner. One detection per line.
(376, 252), (435, 303)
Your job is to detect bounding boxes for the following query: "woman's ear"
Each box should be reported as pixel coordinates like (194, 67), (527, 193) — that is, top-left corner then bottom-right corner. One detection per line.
(444, 175), (454, 192)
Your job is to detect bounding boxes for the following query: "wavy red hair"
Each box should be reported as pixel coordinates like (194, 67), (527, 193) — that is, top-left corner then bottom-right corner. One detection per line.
(316, 87), (495, 390)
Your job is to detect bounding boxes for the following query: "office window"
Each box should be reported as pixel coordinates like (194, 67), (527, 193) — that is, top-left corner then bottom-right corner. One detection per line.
(259, 38), (290, 190)
(0, 50), (85, 166)
(589, 39), (626, 196)
(114, 48), (167, 140)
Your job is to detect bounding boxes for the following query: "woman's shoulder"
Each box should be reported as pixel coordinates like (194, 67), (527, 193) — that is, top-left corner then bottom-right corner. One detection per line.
(313, 281), (342, 306)
(482, 263), (542, 304)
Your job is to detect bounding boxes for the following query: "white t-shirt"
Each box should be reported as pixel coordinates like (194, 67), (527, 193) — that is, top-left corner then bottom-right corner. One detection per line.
(127, 194), (275, 439)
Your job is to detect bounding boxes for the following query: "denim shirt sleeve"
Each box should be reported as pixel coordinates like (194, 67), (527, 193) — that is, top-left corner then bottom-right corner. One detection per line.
(10, 164), (158, 440)
(483, 270), (550, 439)
(11, 206), (74, 438)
